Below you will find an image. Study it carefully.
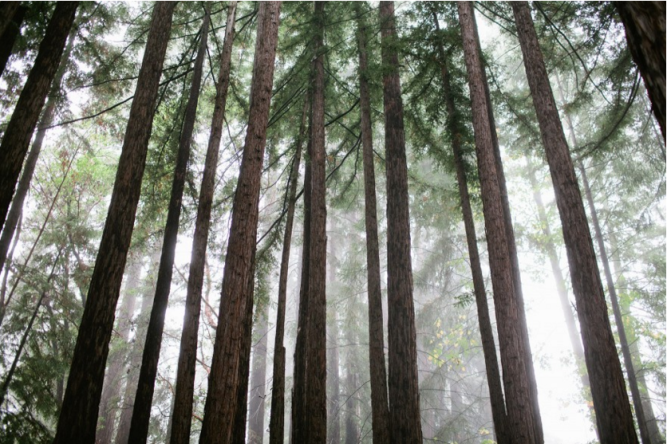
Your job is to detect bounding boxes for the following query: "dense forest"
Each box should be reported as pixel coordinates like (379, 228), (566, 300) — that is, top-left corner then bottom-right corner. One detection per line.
(0, 2), (664, 444)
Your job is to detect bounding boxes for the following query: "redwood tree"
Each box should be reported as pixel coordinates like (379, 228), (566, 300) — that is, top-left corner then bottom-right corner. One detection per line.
(52, 4), (175, 443)
(169, 4), (238, 443)
(511, 2), (639, 443)
(379, 2), (422, 443)
(355, 3), (390, 443)
(0, 1), (78, 236)
(198, 3), (281, 443)
(458, 2), (542, 442)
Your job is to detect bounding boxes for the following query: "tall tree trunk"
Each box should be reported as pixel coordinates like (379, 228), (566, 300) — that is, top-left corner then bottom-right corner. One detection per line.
(0, 29), (74, 277)
(0, 4), (26, 78)
(116, 252), (159, 444)
(458, 2), (540, 442)
(248, 302), (269, 444)
(0, 2), (20, 39)
(326, 224), (340, 444)
(97, 258), (142, 444)
(510, 3), (639, 443)
(0, 1), (78, 235)
(379, 3), (422, 443)
(344, 371), (359, 444)
(355, 5), (390, 443)
(52, 4), (175, 443)
(579, 163), (652, 444)
(198, 4), (281, 443)
(127, 11), (209, 444)
(304, 3), (328, 443)
(268, 97), (307, 444)
(430, 8), (508, 443)
(169, 4), (237, 444)
(615, 2), (666, 140)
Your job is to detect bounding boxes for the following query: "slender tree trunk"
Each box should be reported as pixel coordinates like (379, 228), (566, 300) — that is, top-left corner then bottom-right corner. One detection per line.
(53, 4), (175, 443)
(304, 3), (328, 443)
(355, 5), (390, 443)
(169, 5), (237, 444)
(198, 4), (281, 443)
(578, 163), (652, 444)
(116, 252), (159, 444)
(344, 371), (359, 444)
(327, 224), (340, 444)
(0, 4), (26, 78)
(615, 2), (666, 140)
(248, 302), (269, 444)
(97, 258), (142, 444)
(268, 97), (307, 444)
(430, 8), (508, 443)
(0, 29), (74, 279)
(510, 3), (639, 443)
(0, 1), (78, 235)
(458, 2), (540, 442)
(127, 11), (209, 444)
(379, 3), (422, 443)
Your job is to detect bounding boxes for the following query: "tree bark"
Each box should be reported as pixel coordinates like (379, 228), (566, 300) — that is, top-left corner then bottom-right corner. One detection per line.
(379, 3), (422, 443)
(169, 4), (237, 444)
(430, 8), (508, 443)
(0, 1), (78, 236)
(0, 2), (20, 44)
(355, 4), (390, 443)
(0, 29), (74, 277)
(615, 2), (666, 140)
(510, 3), (638, 443)
(52, 4), (175, 443)
(0, 4), (26, 79)
(303, 3), (328, 443)
(198, 4), (281, 443)
(127, 11), (209, 444)
(97, 257), (142, 444)
(458, 2), (540, 443)
(579, 163), (652, 444)
(326, 224), (340, 444)
(268, 97), (307, 444)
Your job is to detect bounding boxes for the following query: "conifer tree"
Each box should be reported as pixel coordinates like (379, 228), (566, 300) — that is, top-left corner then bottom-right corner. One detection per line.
(52, 4), (175, 442)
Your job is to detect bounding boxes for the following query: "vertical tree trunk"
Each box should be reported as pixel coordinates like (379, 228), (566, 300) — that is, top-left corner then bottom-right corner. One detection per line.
(326, 224), (340, 444)
(169, 4), (238, 443)
(430, 9), (508, 443)
(379, 3), (422, 443)
(0, 4), (26, 78)
(355, 4), (390, 443)
(97, 258), (142, 444)
(615, 2), (666, 140)
(579, 163), (652, 444)
(248, 302), (269, 444)
(52, 4), (175, 443)
(458, 2), (540, 442)
(198, 4), (281, 443)
(116, 252), (159, 444)
(268, 97), (307, 444)
(127, 10), (209, 444)
(510, 3), (639, 443)
(0, 29), (74, 276)
(344, 372), (359, 444)
(304, 3), (328, 443)
(0, 1), (78, 235)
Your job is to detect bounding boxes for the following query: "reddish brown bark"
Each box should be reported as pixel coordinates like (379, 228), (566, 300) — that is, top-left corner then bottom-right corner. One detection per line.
(169, 4), (237, 443)
(268, 97), (307, 444)
(52, 4), (175, 443)
(198, 3), (281, 443)
(304, 2), (328, 443)
(0, 1), (78, 236)
(355, 4), (390, 443)
(379, 3), (422, 443)
(615, 2), (666, 140)
(127, 11), (209, 444)
(458, 2), (540, 443)
(511, 3), (638, 443)
(430, 9), (508, 443)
